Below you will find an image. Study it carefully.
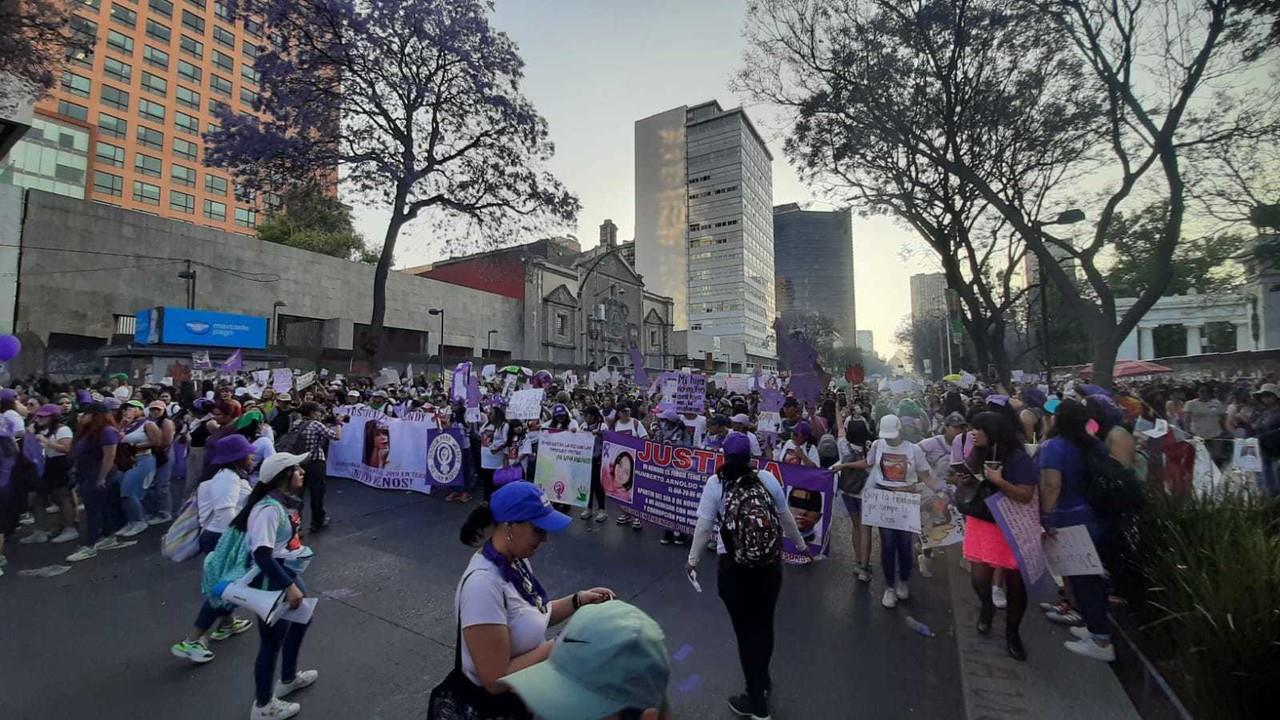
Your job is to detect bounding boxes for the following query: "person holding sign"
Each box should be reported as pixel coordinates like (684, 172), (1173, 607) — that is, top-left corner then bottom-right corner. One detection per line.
(960, 412), (1037, 661)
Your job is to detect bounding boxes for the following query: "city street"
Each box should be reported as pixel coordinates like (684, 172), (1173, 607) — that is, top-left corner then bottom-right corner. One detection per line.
(1, 478), (969, 720)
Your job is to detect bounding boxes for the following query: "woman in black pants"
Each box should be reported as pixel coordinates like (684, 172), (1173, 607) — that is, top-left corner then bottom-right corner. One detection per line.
(686, 433), (810, 720)
(579, 406), (609, 522)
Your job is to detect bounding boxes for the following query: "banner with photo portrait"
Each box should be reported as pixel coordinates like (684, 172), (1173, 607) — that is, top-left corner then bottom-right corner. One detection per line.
(326, 407), (433, 493)
(600, 431), (834, 563)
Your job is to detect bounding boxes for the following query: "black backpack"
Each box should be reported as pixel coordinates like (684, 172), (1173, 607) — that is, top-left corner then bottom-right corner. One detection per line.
(718, 473), (783, 567)
(1084, 448), (1145, 517)
(275, 419), (310, 456)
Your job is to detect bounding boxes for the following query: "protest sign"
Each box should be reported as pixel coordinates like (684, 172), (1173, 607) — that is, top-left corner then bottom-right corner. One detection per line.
(756, 412), (780, 433)
(192, 350), (212, 370)
(987, 493), (1047, 586)
(481, 364), (497, 380)
(534, 431), (596, 507)
(502, 374), (518, 398)
(509, 388), (544, 420)
(1043, 525), (1104, 576)
(656, 372), (706, 413)
(1232, 438), (1262, 472)
(424, 427), (469, 488)
(271, 368), (293, 395)
(600, 432), (833, 563)
(376, 368), (400, 388)
(725, 376), (752, 394)
(326, 407), (433, 492)
(253, 369), (270, 386)
(451, 362), (472, 403)
(295, 371), (316, 390)
(920, 484), (964, 549)
(861, 486), (922, 533)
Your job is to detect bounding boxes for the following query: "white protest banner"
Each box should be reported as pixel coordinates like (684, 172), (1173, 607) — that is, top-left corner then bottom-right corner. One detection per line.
(1010, 370), (1025, 383)
(534, 430), (596, 507)
(271, 368), (293, 395)
(245, 383), (263, 398)
(252, 370), (270, 386)
(756, 411), (780, 433)
(295, 371), (317, 390)
(920, 485), (964, 549)
(987, 493), (1047, 586)
(1233, 437), (1263, 473)
(1043, 525), (1105, 577)
(465, 406), (484, 423)
(958, 371), (976, 389)
(326, 407), (433, 492)
(376, 367), (400, 388)
(508, 388), (545, 420)
(481, 364), (497, 380)
(860, 486), (921, 533)
(725, 376), (752, 394)
(888, 378), (916, 394)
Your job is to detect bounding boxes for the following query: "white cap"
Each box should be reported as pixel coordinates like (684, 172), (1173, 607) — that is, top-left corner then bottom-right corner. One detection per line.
(257, 452), (309, 485)
(879, 414), (902, 440)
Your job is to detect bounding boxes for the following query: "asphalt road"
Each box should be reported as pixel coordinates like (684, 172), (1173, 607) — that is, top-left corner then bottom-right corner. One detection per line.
(0, 478), (966, 719)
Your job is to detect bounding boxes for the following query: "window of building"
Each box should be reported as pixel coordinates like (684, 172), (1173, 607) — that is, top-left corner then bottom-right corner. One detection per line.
(212, 49), (234, 72)
(136, 125), (164, 149)
(244, 18), (262, 38)
(143, 45), (170, 69)
(100, 84), (129, 110)
(141, 72), (167, 96)
(57, 101), (88, 122)
(172, 137), (198, 160)
(96, 142), (125, 168)
(134, 152), (162, 177)
(241, 42), (258, 60)
(149, 0), (173, 18)
(180, 34), (203, 59)
(205, 120), (220, 134)
(79, 0), (101, 9)
(98, 112), (127, 138)
(214, 25), (236, 48)
(132, 180), (161, 205)
(208, 98), (230, 116)
(106, 29), (134, 55)
(176, 85), (200, 109)
(146, 19), (171, 42)
(239, 87), (257, 108)
(110, 3), (137, 28)
(233, 207), (256, 228)
(171, 163), (196, 186)
(61, 72), (91, 98)
(174, 111), (198, 135)
(554, 313), (569, 338)
(170, 190), (196, 214)
(204, 174), (227, 195)
(94, 171), (124, 197)
(103, 57), (132, 83)
(650, 329), (659, 346)
(181, 10), (205, 33)
(113, 314), (136, 335)
(177, 60), (201, 83)
(138, 99), (166, 122)
(203, 199), (227, 221)
(210, 74), (232, 96)
(185, 0), (206, 7)
(240, 64), (258, 85)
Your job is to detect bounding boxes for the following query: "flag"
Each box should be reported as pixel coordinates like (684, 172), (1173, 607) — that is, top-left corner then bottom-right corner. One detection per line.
(220, 348), (243, 373)
(628, 345), (648, 387)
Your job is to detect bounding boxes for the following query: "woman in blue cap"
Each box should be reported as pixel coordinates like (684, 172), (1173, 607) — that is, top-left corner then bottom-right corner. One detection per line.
(437, 482), (615, 718)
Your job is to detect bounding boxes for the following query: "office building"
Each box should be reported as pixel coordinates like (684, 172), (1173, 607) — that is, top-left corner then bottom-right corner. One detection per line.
(773, 203), (855, 340)
(0, 0), (280, 234)
(910, 272), (947, 322)
(856, 330), (874, 355)
(634, 100), (776, 366)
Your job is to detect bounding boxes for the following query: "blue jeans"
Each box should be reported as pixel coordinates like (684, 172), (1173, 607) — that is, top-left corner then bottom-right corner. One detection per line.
(252, 569), (309, 706)
(880, 527), (914, 585)
(119, 454), (155, 524)
(1067, 519), (1112, 641)
(143, 453), (173, 518)
(79, 469), (122, 545)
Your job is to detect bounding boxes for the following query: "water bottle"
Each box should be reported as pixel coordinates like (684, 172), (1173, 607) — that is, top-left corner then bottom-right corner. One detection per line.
(905, 616), (935, 637)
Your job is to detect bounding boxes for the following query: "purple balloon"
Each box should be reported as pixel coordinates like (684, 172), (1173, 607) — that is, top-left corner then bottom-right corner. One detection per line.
(0, 335), (20, 362)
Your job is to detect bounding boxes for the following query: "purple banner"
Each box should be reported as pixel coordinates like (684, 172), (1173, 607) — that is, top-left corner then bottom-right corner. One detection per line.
(600, 431), (833, 563)
(629, 345), (648, 387)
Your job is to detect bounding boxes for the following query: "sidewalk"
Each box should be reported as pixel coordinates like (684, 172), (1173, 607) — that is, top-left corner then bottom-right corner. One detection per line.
(945, 550), (1139, 720)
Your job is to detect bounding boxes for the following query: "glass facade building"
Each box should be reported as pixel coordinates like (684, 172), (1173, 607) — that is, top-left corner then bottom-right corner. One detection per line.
(773, 203), (856, 342)
(0, 117), (91, 199)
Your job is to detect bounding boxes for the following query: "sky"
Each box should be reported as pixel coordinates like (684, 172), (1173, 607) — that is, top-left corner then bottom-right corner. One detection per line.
(348, 0), (932, 359)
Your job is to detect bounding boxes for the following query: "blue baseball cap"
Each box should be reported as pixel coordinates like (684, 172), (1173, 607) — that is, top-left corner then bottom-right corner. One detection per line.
(490, 482), (571, 532)
(723, 432), (752, 459)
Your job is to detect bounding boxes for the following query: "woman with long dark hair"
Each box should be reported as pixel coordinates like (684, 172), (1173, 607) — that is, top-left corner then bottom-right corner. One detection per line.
(64, 403), (124, 562)
(961, 412), (1037, 661)
(116, 400), (162, 538)
(478, 405), (508, 501)
(686, 433), (810, 720)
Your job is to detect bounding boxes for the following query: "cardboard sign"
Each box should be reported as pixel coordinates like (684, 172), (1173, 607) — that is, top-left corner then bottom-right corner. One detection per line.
(860, 486), (922, 533)
(1043, 525), (1105, 576)
(508, 388), (545, 421)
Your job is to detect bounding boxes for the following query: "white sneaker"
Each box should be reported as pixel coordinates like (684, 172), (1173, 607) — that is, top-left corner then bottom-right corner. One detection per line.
(94, 535), (124, 551)
(594, 510), (609, 523)
(19, 512), (34, 526)
(66, 546), (98, 562)
(146, 512), (172, 526)
(917, 553), (933, 578)
(19, 529), (50, 544)
(116, 521), (147, 538)
(894, 580), (910, 600)
(992, 584), (1008, 609)
(1064, 638), (1115, 662)
(250, 697), (301, 720)
(277, 669), (318, 698)
(45, 504), (59, 514)
(881, 588), (898, 608)
(171, 640), (214, 664)
(51, 528), (79, 544)
(579, 509), (593, 520)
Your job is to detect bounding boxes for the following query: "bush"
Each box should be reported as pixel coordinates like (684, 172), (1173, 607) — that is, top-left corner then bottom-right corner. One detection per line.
(1118, 486), (1280, 719)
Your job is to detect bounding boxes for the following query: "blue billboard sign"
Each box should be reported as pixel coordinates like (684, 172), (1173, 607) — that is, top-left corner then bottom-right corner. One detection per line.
(133, 307), (268, 349)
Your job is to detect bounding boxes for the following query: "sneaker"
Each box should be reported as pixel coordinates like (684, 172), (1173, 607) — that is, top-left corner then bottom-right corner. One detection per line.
(894, 580), (910, 601)
(992, 584), (1008, 609)
(594, 510), (608, 523)
(631, 518), (643, 530)
(115, 521), (147, 538)
(1069, 626), (1093, 640)
(727, 694), (770, 720)
(209, 618), (254, 641)
(855, 564), (871, 583)
(659, 532), (674, 545)
(66, 546), (98, 562)
(171, 640), (214, 664)
(1040, 600), (1072, 614)
(1046, 609), (1085, 626)
(94, 535), (124, 551)
(51, 528), (80, 544)
(881, 588), (898, 608)
(616, 514), (630, 525)
(146, 512), (172, 526)
(917, 553), (933, 578)
(19, 512), (34, 526)
(249, 697), (300, 720)
(1064, 637), (1115, 662)
(19, 529), (50, 544)
(579, 509), (594, 520)
(277, 669), (318, 698)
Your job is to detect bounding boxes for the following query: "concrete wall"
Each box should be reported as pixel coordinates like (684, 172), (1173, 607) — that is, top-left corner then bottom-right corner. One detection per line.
(14, 189), (524, 355)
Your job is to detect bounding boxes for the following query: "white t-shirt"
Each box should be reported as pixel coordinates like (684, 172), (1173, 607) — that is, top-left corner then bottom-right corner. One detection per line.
(197, 468), (252, 533)
(455, 552), (551, 686)
(2, 409), (25, 437)
(866, 439), (931, 489)
(43, 425), (74, 457)
(246, 501), (292, 555)
(480, 423), (508, 470)
(611, 418), (648, 438)
(775, 439), (820, 465)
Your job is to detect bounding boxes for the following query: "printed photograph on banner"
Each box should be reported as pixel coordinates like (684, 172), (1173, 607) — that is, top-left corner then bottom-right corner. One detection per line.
(1233, 437), (1263, 472)
(920, 484), (964, 549)
(327, 407), (433, 493)
(777, 463), (836, 562)
(363, 419), (391, 468)
(534, 430), (595, 507)
(601, 440), (637, 503)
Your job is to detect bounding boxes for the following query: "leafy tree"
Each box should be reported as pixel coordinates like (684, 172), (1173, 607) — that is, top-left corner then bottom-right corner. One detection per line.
(1103, 202), (1247, 298)
(256, 184), (378, 263)
(208, 0), (578, 360)
(0, 0), (87, 111)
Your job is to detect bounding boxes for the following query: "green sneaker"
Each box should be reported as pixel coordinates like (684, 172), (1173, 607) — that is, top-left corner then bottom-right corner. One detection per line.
(209, 617), (254, 641)
(170, 640), (214, 664)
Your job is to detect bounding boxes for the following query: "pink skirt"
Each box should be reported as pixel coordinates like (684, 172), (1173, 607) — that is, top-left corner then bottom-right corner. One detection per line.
(963, 516), (1018, 570)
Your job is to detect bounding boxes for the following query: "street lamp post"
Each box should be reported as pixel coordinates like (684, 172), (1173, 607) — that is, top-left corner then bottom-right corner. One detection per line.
(486, 329), (498, 357)
(272, 301), (287, 346)
(428, 308), (445, 381)
(1033, 209), (1086, 387)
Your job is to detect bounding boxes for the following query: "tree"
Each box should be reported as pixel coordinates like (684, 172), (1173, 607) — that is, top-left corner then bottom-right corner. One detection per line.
(207, 0), (578, 360)
(256, 183), (379, 263)
(1103, 202), (1248, 297)
(0, 0), (86, 111)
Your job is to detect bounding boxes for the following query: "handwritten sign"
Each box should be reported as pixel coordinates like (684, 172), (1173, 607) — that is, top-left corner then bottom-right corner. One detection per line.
(987, 493), (1047, 586)
(271, 368), (293, 395)
(1043, 524), (1104, 576)
(295, 371), (316, 390)
(508, 388), (545, 421)
(657, 372), (706, 413)
(861, 486), (922, 533)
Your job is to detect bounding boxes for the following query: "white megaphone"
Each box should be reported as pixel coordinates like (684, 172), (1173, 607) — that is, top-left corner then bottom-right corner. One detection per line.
(215, 579), (288, 626)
